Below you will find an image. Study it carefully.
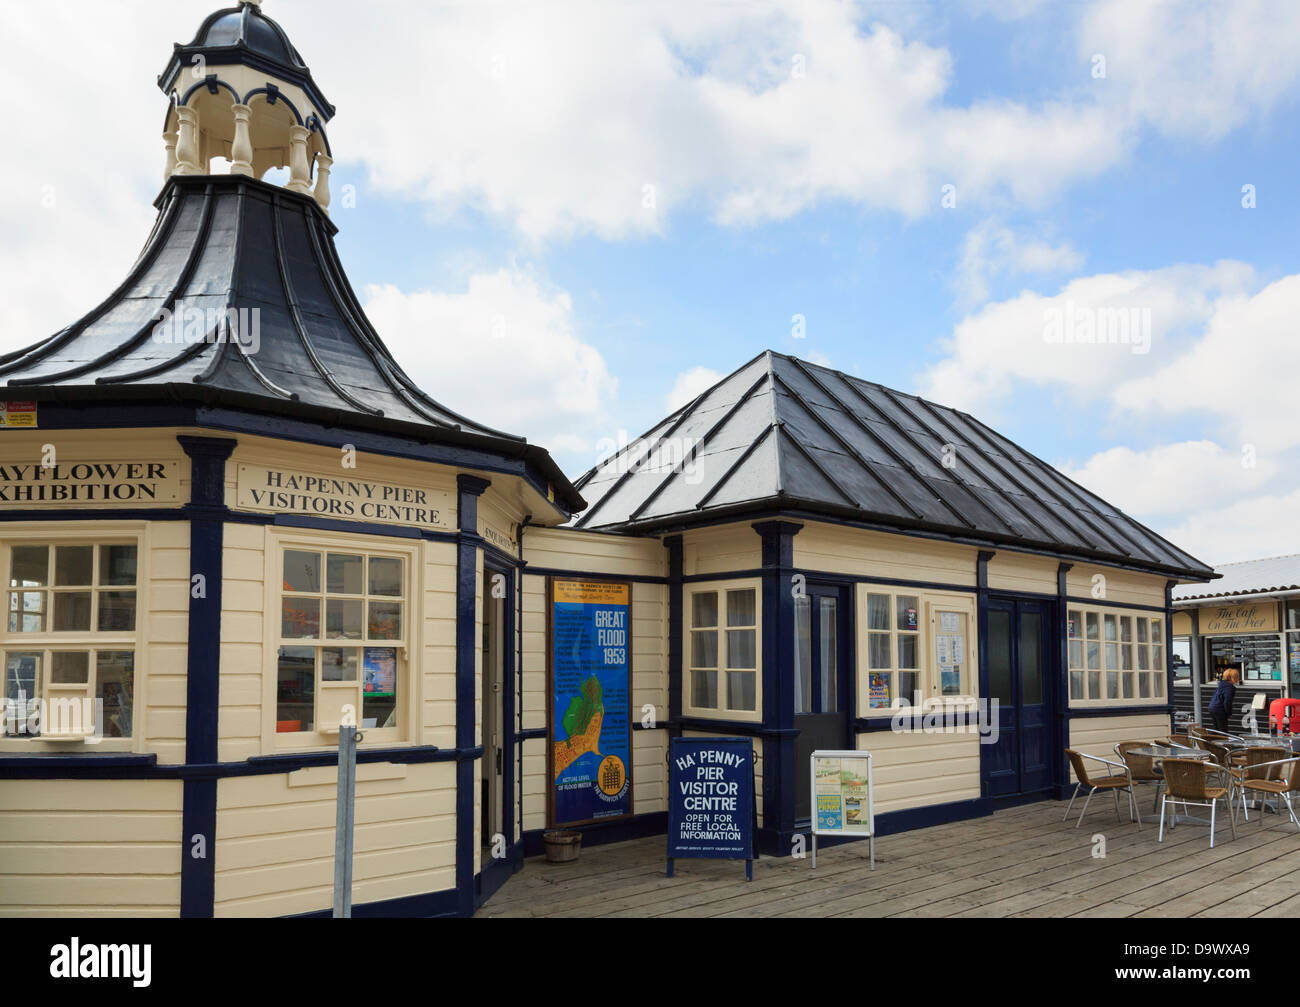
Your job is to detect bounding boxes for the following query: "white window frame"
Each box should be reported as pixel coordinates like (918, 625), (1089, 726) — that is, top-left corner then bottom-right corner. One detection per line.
(683, 578), (761, 723)
(264, 530), (420, 751)
(0, 524), (145, 752)
(857, 586), (976, 716)
(1067, 605), (1165, 707)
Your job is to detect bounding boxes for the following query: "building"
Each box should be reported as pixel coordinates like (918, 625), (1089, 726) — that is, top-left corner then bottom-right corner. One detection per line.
(0, 1), (1216, 918)
(1172, 555), (1300, 730)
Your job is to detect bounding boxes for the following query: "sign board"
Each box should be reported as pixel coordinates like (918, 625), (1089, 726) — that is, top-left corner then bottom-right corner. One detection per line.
(810, 749), (875, 870)
(0, 402), (37, 427)
(666, 736), (754, 881)
(1199, 602), (1279, 636)
(549, 579), (632, 827)
(236, 464), (453, 530)
(0, 459), (180, 507)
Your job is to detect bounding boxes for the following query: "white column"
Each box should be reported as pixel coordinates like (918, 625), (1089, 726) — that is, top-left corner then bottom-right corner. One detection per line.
(313, 153), (333, 213)
(163, 129), (179, 180)
(175, 106), (200, 175)
(287, 125), (312, 193)
(230, 104), (254, 177)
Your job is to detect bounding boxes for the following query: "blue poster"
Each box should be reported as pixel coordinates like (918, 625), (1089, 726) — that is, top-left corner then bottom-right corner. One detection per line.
(551, 579), (632, 826)
(667, 737), (754, 878)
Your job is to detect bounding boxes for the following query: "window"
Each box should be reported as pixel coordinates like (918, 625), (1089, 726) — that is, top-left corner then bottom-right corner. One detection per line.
(1288, 601), (1300, 687)
(3, 541), (138, 741)
(860, 588), (973, 714)
(686, 582), (759, 719)
(1172, 636), (1192, 682)
(276, 548), (405, 738)
(863, 592), (920, 711)
(1068, 606), (1164, 704)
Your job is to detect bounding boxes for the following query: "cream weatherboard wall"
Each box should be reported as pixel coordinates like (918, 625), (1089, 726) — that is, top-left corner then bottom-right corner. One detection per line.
(794, 520), (977, 587)
(1067, 714), (1172, 783)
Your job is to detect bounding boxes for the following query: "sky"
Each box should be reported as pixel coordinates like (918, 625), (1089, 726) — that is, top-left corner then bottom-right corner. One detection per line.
(3, 0), (1300, 565)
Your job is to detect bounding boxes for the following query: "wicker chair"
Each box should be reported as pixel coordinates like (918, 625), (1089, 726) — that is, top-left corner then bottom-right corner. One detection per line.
(1158, 758), (1236, 848)
(1064, 749), (1140, 831)
(1232, 746), (1294, 826)
(1115, 741), (1164, 813)
(1188, 725), (1210, 740)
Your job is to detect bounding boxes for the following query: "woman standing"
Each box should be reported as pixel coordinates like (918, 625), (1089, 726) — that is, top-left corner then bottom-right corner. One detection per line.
(1207, 666), (1240, 733)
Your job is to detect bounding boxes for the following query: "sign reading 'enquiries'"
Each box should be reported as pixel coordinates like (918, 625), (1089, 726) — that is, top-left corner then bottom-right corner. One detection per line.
(0, 460), (179, 506)
(236, 465), (453, 530)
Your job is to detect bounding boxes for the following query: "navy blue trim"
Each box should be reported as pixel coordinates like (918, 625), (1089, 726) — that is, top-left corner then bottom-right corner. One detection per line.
(176, 435), (235, 919)
(753, 520), (801, 853)
(1066, 705), (1174, 719)
(1064, 595), (1168, 614)
(1057, 563), (1073, 783)
(179, 75), (241, 106)
(454, 475), (489, 918)
(854, 713), (985, 733)
(665, 536), (683, 731)
(241, 85), (304, 125)
(0, 508), (186, 523)
(514, 728), (546, 742)
(975, 550), (994, 798)
(1164, 581), (1177, 726)
(483, 552), (517, 883)
(524, 565), (666, 585)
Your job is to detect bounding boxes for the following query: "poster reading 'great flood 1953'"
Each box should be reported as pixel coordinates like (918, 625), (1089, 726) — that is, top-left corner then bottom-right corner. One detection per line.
(550, 579), (632, 827)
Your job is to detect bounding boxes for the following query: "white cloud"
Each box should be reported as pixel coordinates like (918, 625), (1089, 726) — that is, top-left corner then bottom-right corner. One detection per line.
(1159, 487), (1300, 568)
(362, 269), (616, 453)
(956, 219), (1084, 305)
(665, 366), (725, 414)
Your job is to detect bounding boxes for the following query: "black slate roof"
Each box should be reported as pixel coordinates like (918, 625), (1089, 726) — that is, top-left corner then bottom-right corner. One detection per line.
(573, 350), (1214, 580)
(0, 174), (583, 513)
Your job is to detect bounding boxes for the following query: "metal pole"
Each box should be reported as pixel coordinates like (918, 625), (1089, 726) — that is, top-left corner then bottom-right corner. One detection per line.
(333, 727), (360, 918)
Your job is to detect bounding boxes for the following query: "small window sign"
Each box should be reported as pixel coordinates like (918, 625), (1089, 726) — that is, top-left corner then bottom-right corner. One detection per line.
(0, 402), (37, 427)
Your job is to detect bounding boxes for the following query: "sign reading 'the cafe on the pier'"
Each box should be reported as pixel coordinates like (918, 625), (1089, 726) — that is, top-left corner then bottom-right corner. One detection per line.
(0, 460), (180, 507)
(236, 464), (454, 531)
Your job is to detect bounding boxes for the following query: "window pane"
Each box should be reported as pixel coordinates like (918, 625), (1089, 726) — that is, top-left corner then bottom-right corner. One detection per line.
(283, 551), (321, 593)
(321, 647), (359, 682)
(54, 546), (93, 587)
(1105, 643), (1118, 670)
(1136, 618), (1148, 643)
(726, 671), (756, 711)
(99, 545), (137, 586)
(896, 596), (919, 632)
(1138, 645), (1149, 671)
(96, 651), (134, 738)
(276, 646), (315, 732)
(1067, 610), (1082, 639)
(1087, 670), (1100, 698)
(867, 594), (890, 631)
(898, 671), (919, 706)
(368, 557), (403, 597)
(988, 609), (1012, 705)
(51, 651), (89, 683)
(1069, 670), (1083, 700)
(1152, 644), (1163, 670)
(867, 671), (892, 710)
(1121, 644), (1133, 670)
(327, 554), (363, 594)
(1104, 614), (1117, 641)
(1021, 612), (1042, 705)
(367, 601), (402, 640)
(692, 669), (717, 709)
(868, 632), (890, 670)
(898, 634), (918, 670)
(1151, 619), (1163, 641)
(97, 591), (137, 632)
(9, 591), (44, 633)
(10, 546), (48, 587)
(53, 591), (92, 632)
(819, 599), (837, 714)
(4, 652), (41, 736)
(1120, 616), (1132, 643)
(727, 629), (756, 670)
(326, 599), (364, 639)
(1068, 640), (1082, 668)
(726, 589), (755, 627)
(363, 648), (399, 727)
(692, 592), (718, 629)
(794, 597), (811, 714)
(1139, 672), (1151, 699)
(1122, 672), (1135, 699)
(1086, 612), (1100, 640)
(1106, 671), (1119, 699)
(1086, 641), (1100, 670)
(1153, 674), (1165, 698)
(282, 597), (320, 638)
(691, 630), (718, 669)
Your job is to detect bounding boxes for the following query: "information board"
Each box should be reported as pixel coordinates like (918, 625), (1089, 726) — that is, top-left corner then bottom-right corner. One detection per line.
(667, 736), (754, 880)
(549, 579), (633, 827)
(810, 750), (875, 870)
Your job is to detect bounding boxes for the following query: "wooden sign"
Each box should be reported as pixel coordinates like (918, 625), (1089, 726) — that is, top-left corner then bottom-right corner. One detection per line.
(236, 464), (453, 530)
(1199, 602), (1278, 636)
(0, 459), (180, 507)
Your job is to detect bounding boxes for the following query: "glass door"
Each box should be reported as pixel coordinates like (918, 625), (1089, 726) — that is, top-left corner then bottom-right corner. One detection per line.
(794, 583), (851, 821)
(983, 597), (1054, 797)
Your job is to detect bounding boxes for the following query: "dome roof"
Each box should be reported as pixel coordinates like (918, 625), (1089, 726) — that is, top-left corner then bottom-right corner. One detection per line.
(159, 2), (334, 120)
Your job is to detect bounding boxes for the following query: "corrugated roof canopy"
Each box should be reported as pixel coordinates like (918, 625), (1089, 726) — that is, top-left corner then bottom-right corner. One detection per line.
(573, 350), (1214, 580)
(1173, 554), (1300, 602)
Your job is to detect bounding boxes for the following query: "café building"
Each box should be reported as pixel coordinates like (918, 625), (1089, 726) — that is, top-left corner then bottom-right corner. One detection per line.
(0, 1), (1216, 918)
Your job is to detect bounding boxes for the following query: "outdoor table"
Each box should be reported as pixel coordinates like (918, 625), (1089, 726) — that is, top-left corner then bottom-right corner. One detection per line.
(1224, 737), (1297, 813)
(1127, 746), (1215, 826)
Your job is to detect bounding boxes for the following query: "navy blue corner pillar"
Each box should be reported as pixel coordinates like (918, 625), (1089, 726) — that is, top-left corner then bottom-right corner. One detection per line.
(753, 520), (801, 854)
(1055, 563), (1073, 797)
(665, 536), (683, 729)
(176, 434), (237, 918)
(975, 550), (995, 800)
(1165, 580), (1177, 734)
(455, 474), (490, 916)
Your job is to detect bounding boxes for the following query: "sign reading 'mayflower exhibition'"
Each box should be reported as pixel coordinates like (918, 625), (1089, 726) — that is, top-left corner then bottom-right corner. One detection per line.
(0, 460), (180, 506)
(236, 464), (453, 530)
(667, 736), (754, 880)
(549, 579), (632, 827)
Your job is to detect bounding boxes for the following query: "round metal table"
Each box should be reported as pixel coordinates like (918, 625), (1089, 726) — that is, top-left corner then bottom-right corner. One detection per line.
(1126, 746), (1214, 825)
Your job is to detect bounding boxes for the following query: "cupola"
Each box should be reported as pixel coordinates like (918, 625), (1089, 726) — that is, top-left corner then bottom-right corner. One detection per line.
(158, 0), (334, 211)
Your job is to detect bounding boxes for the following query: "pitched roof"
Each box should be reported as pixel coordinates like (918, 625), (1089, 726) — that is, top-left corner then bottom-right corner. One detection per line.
(572, 350), (1214, 579)
(1172, 554), (1300, 603)
(0, 174), (584, 513)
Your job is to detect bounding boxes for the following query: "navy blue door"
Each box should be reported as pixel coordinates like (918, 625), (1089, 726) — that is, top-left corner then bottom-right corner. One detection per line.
(793, 584), (851, 821)
(984, 598), (1055, 797)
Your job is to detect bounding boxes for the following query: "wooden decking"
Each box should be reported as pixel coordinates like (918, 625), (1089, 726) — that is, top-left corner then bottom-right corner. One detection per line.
(477, 798), (1300, 917)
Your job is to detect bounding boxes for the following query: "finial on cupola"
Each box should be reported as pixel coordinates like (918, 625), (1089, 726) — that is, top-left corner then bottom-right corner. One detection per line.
(158, 1), (335, 212)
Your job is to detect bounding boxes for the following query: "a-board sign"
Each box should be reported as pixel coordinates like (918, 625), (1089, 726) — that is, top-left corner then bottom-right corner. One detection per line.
(810, 750), (875, 870)
(548, 579), (633, 827)
(666, 736), (754, 881)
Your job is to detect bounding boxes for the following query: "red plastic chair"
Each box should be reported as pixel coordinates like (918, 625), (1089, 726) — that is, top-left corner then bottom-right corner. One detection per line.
(1269, 698), (1300, 735)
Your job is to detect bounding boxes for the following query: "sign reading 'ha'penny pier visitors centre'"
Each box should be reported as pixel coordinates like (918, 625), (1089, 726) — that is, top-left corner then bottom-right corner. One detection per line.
(236, 464), (454, 530)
